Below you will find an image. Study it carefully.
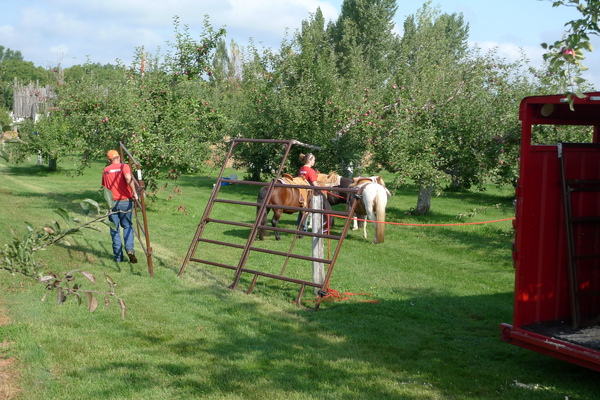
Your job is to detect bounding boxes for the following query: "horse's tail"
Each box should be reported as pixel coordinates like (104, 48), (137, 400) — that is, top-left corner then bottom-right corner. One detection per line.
(375, 185), (387, 244)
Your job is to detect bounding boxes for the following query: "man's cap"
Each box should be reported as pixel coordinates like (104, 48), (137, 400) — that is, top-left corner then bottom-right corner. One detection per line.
(107, 150), (119, 160)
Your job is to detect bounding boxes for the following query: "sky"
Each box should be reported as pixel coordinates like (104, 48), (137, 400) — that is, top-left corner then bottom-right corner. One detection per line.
(1, 0), (598, 88)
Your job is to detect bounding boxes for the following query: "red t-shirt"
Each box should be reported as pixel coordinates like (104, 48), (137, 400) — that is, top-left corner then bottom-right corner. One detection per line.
(298, 165), (317, 183)
(102, 163), (133, 201)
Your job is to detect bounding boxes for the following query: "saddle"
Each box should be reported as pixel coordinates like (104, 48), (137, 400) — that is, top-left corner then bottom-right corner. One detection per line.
(350, 176), (379, 189)
(350, 175), (391, 199)
(279, 174), (312, 207)
(316, 171), (340, 187)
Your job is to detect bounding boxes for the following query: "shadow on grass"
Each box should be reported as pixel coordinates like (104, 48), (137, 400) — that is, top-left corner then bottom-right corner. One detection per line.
(4, 163), (58, 177)
(73, 282), (600, 399)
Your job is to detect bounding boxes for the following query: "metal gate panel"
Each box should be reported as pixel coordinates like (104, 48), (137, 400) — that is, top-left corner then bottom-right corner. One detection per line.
(178, 138), (360, 310)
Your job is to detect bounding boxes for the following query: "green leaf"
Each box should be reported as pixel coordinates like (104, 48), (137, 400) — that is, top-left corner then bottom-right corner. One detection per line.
(53, 208), (70, 225)
(24, 222), (34, 232)
(73, 292), (82, 306)
(102, 219), (116, 230)
(103, 188), (115, 209)
(81, 198), (101, 214)
(52, 221), (61, 234)
(79, 201), (90, 215)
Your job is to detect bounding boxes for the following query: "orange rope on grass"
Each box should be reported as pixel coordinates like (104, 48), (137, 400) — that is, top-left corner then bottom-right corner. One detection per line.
(307, 287), (379, 303)
(332, 214), (515, 227)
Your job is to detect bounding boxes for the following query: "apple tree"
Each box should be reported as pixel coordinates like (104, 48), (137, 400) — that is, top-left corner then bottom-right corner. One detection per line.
(232, 8), (375, 180)
(368, 3), (534, 213)
(17, 16), (226, 189)
(542, 0), (599, 105)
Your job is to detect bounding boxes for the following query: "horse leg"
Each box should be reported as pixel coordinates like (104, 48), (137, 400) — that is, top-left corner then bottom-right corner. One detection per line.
(366, 209), (375, 242)
(257, 188), (267, 240)
(361, 190), (376, 242)
(271, 209), (282, 240)
(258, 209), (267, 240)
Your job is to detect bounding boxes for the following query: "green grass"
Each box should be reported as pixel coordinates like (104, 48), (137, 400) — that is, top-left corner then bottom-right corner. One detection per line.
(1, 158), (600, 399)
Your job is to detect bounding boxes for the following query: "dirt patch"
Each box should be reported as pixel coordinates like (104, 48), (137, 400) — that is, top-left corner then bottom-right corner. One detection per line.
(0, 305), (21, 400)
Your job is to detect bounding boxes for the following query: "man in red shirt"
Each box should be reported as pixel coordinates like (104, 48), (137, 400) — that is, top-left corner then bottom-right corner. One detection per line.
(102, 150), (139, 263)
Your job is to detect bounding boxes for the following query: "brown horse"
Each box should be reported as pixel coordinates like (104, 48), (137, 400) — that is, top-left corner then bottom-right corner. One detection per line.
(256, 185), (332, 240)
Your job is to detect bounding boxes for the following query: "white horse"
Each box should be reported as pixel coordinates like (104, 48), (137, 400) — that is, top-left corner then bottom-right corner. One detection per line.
(350, 176), (391, 244)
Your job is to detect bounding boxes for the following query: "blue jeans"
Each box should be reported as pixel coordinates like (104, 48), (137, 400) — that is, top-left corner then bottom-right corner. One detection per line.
(109, 200), (134, 261)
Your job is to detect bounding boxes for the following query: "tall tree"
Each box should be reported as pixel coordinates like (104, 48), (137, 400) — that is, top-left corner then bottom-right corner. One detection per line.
(0, 46), (23, 62)
(232, 8), (380, 180)
(328, 0), (399, 83)
(367, 2), (532, 213)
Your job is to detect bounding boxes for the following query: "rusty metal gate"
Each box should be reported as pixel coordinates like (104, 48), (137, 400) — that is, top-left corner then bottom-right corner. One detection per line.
(178, 138), (360, 310)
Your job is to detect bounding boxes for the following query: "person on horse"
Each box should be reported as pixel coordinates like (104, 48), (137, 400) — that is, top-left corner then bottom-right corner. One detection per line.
(296, 153), (318, 231)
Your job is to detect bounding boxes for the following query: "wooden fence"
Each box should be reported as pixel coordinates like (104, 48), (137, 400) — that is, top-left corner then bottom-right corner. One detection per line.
(12, 78), (56, 120)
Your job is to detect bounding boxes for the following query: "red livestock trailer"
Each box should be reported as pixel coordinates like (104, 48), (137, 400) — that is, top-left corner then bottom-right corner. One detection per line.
(501, 92), (600, 371)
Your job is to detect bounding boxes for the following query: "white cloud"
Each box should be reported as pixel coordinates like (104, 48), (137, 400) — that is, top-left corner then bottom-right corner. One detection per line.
(469, 40), (547, 67)
(1, 0), (340, 67)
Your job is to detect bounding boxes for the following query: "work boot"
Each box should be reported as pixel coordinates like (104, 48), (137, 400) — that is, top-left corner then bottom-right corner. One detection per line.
(127, 250), (138, 264)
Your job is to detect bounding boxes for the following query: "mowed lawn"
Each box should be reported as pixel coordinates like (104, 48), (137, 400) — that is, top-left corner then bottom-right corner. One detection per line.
(1, 158), (600, 400)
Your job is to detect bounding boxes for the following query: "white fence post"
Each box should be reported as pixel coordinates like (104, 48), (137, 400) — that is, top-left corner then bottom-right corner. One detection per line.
(312, 195), (324, 294)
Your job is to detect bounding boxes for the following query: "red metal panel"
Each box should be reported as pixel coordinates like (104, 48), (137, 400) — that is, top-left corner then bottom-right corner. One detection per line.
(513, 146), (570, 327)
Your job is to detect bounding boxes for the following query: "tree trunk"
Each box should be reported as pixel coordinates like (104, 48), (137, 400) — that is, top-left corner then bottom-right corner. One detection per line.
(48, 158), (57, 171)
(416, 185), (433, 214)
